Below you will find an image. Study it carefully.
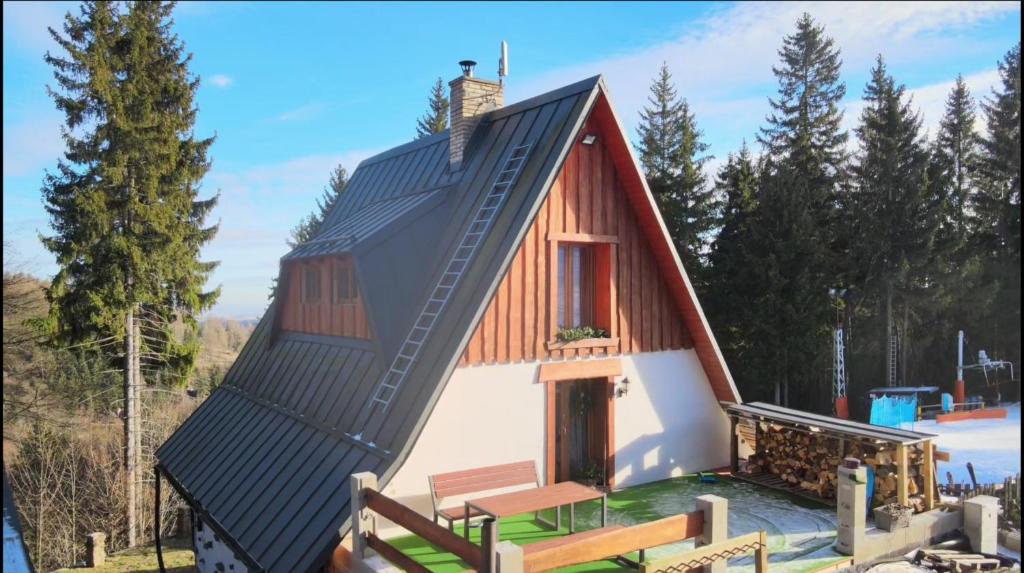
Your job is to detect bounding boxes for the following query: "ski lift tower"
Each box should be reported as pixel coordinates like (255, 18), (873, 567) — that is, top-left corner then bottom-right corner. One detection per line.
(829, 288), (849, 418)
(955, 330), (1016, 404)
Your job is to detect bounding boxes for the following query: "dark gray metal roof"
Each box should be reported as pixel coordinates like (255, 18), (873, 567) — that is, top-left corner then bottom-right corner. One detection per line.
(283, 188), (444, 260)
(726, 401), (936, 444)
(157, 75), (603, 572)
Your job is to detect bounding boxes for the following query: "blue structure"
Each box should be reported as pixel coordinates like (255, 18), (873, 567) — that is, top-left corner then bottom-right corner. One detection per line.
(3, 471), (35, 573)
(870, 394), (918, 427)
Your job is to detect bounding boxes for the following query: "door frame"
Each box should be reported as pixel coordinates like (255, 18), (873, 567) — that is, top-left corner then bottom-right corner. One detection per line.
(544, 376), (616, 488)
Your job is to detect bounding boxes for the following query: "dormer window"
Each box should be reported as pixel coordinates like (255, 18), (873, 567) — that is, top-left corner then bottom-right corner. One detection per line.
(332, 264), (358, 304)
(302, 266), (321, 303)
(282, 256), (371, 339)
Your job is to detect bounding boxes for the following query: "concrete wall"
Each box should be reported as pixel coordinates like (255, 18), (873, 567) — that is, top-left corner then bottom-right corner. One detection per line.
(382, 348), (731, 527)
(193, 512), (249, 573)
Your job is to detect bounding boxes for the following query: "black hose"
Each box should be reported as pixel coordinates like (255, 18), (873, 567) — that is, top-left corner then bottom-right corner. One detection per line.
(155, 466), (167, 573)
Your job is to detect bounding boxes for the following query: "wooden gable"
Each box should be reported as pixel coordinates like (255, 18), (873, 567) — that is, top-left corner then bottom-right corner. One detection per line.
(459, 111), (694, 367)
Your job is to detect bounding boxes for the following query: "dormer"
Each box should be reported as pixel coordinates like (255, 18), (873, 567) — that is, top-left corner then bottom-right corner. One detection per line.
(279, 255), (371, 339)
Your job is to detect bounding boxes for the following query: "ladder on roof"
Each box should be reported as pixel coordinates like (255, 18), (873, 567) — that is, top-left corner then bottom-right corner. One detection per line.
(368, 142), (533, 411)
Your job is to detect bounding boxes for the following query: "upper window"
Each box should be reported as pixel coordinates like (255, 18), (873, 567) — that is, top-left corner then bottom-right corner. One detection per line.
(302, 266), (321, 304)
(332, 264), (358, 304)
(557, 244), (596, 329)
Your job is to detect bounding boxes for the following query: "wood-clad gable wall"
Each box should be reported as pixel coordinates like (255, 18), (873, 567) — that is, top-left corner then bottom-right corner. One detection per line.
(280, 256), (371, 339)
(460, 116), (693, 367)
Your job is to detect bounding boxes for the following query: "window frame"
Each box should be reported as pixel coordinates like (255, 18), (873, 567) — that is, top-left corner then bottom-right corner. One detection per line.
(547, 233), (618, 343)
(332, 261), (359, 305)
(301, 264), (322, 304)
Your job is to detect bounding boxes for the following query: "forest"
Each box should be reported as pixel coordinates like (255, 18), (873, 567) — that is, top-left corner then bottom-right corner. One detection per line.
(1, 3), (1019, 570)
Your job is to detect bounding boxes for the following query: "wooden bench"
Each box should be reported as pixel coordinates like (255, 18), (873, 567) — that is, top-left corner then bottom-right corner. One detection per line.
(428, 460), (540, 531)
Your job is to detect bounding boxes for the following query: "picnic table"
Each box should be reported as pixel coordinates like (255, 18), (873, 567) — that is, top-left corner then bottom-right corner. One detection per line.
(463, 481), (607, 541)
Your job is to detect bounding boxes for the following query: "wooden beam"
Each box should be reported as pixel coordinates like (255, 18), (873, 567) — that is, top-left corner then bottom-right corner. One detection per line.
(923, 441), (935, 511)
(730, 418), (739, 474)
(547, 231), (620, 244)
(364, 489), (481, 568)
(896, 443), (909, 507)
(524, 512), (703, 573)
(366, 533), (433, 573)
(538, 357), (622, 382)
(934, 450), (951, 462)
(546, 381), (556, 485)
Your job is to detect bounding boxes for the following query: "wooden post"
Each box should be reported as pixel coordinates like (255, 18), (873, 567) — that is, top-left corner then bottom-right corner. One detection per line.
(923, 441), (935, 510)
(755, 530), (769, 573)
(124, 306), (138, 547)
(896, 444), (909, 507)
(481, 518), (497, 573)
(350, 472), (378, 561)
(730, 418), (739, 473)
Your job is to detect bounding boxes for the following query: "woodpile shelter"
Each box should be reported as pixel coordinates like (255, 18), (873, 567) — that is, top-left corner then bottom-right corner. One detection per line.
(727, 402), (940, 513)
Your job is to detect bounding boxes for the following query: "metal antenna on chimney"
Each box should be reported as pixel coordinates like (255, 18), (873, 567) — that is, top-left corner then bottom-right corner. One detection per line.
(498, 40), (509, 84)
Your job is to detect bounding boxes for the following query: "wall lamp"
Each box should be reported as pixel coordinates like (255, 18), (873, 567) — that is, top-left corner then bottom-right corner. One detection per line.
(581, 134), (597, 145)
(616, 377), (630, 398)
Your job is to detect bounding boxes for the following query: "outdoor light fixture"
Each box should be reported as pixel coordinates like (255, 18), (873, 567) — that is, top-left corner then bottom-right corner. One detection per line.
(616, 377), (630, 398)
(581, 134), (597, 145)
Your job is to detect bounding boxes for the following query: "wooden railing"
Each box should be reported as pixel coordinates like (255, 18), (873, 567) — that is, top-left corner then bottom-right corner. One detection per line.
(640, 530), (769, 573)
(522, 512), (704, 572)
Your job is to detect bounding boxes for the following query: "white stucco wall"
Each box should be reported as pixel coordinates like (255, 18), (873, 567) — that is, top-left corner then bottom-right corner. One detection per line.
(380, 349), (731, 533)
(193, 511), (249, 573)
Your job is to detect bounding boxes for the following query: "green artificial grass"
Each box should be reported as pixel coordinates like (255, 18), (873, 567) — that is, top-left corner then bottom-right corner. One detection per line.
(387, 475), (850, 573)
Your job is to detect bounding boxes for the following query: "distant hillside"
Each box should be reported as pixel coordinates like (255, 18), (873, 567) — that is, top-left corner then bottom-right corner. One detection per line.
(197, 316), (257, 374)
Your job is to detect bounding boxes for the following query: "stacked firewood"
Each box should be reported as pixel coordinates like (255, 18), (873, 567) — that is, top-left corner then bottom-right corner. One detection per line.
(745, 424), (929, 511)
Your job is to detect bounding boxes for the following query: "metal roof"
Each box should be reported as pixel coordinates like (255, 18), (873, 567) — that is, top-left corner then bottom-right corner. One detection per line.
(157, 75), (601, 572)
(726, 401), (935, 444)
(283, 188), (445, 260)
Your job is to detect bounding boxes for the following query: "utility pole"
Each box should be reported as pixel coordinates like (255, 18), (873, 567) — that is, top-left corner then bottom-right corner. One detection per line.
(124, 304), (138, 547)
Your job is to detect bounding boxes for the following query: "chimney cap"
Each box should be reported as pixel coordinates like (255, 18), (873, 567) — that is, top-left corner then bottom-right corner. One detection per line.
(459, 60), (477, 77)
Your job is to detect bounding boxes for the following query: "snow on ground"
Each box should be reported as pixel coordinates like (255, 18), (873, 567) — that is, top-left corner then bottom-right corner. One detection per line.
(900, 403), (1021, 484)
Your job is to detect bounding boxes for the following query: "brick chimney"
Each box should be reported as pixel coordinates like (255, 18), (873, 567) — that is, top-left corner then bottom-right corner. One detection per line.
(449, 60), (503, 170)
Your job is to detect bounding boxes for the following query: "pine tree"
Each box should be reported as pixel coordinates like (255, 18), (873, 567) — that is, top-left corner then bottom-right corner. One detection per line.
(705, 144), (759, 383)
(741, 13), (848, 409)
(41, 0), (218, 545)
(636, 63), (714, 281)
(416, 77), (449, 138)
(289, 164), (349, 246)
(932, 76), (982, 243)
(848, 56), (938, 390)
(973, 43), (1021, 368)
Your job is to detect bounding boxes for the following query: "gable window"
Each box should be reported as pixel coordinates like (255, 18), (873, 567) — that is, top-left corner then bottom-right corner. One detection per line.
(557, 244), (596, 329)
(301, 265), (321, 304)
(332, 264), (358, 304)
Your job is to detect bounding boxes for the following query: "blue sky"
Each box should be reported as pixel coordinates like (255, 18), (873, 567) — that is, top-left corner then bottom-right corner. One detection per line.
(3, 1), (1020, 318)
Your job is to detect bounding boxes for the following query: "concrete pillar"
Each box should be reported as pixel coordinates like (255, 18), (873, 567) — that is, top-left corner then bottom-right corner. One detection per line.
(964, 495), (999, 554)
(86, 532), (106, 568)
(350, 472), (378, 561)
(836, 459), (868, 559)
(696, 494), (729, 573)
(495, 540), (524, 573)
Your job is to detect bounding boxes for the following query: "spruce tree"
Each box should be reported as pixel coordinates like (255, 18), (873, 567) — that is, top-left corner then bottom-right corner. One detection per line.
(932, 76), (982, 242)
(636, 63), (714, 282)
(289, 164), (349, 246)
(974, 43), (1021, 367)
(743, 13), (848, 408)
(41, 0), (218, 544)
(416, 77), (449, 138)
(705, 144), (759, 383)
(849, 56), (937, 389)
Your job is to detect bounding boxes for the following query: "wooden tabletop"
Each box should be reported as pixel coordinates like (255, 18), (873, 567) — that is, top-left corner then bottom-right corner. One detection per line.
(466, 481), (604, 517)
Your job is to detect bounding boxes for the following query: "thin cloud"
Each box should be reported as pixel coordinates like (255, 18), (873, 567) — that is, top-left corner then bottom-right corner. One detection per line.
(208, 74), (233, 88)
(272, 102), (328, 123)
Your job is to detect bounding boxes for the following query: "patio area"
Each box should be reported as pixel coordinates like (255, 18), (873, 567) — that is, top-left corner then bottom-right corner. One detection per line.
(387, 475), (850, 573)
